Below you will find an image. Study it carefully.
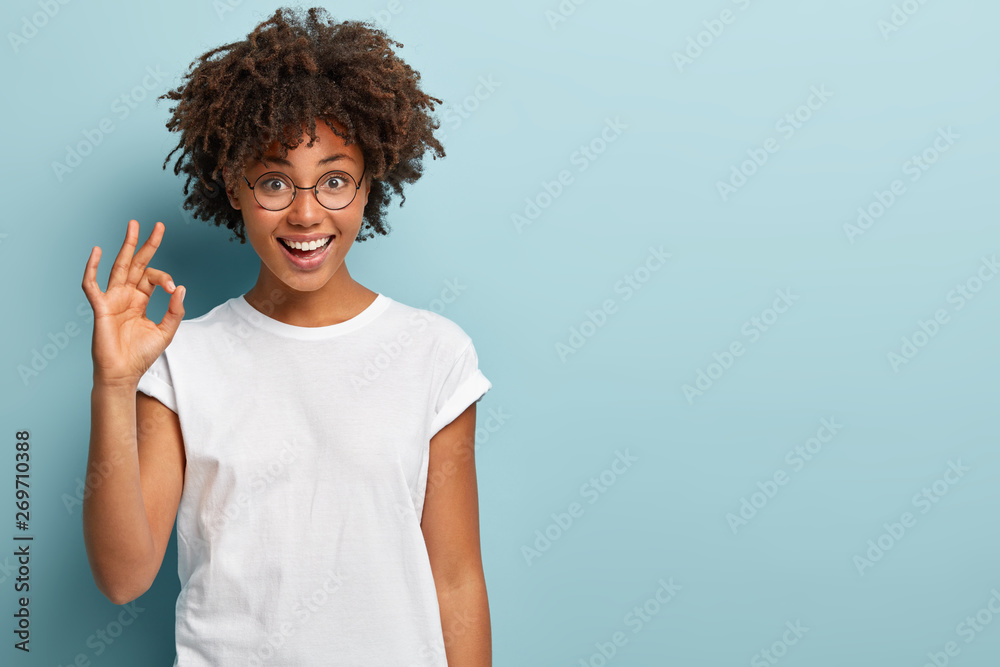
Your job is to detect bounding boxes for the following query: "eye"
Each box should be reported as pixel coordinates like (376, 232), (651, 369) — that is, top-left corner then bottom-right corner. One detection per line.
(320, 174), (349, 190)
(260, 177), (289, 192)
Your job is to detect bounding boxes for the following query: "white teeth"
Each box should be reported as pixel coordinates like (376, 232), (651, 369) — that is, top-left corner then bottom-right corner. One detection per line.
(282, 236), (331, 251)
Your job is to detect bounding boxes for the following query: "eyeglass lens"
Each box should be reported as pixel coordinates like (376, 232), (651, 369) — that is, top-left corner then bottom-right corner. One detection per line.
(252, 171), (358, 210)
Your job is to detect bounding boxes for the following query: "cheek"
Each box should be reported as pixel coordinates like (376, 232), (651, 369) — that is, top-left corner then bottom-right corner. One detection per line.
(243, 215), (276, 248)
(344, 213), (365, 236)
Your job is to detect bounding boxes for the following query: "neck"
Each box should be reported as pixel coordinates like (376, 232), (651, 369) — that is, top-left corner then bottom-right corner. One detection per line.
(244, 265), (377, 327)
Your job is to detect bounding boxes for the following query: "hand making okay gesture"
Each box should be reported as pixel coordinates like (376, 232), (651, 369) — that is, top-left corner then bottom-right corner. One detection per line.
(81, 219), (185, 388)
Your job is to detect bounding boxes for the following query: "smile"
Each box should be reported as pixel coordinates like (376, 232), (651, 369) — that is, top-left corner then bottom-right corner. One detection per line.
(280, 236), (332, 251)
(277, 235), (334, 269)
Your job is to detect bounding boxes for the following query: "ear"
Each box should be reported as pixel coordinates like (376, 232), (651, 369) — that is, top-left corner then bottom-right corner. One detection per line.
(361, 172), (370, 209)
(222, 166), (241, 210)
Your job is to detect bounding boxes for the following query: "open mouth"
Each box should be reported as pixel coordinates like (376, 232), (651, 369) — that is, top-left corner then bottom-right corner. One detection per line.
(278, 235), (334, 267)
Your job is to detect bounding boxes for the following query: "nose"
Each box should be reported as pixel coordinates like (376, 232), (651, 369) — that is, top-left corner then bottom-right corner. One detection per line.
(285, 187), (327, 226)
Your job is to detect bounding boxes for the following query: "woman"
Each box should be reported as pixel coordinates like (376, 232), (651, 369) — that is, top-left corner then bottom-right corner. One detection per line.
(80, 7), (492, 665)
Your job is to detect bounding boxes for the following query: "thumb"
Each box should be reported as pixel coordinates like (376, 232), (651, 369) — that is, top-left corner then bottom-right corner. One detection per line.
(157, 285), (186, 340)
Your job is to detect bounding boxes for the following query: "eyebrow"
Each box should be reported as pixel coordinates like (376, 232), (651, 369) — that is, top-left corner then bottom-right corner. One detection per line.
(260, 153), (355, 167)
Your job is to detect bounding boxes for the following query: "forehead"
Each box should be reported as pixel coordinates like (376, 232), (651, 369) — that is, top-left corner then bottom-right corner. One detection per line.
(255, 118), (360, 165)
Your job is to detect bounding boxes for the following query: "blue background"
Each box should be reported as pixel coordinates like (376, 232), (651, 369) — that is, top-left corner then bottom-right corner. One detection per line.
(2, 0), (999, 665)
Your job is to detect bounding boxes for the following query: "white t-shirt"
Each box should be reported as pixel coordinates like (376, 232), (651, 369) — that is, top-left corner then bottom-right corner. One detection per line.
(136, 292), (491, 666)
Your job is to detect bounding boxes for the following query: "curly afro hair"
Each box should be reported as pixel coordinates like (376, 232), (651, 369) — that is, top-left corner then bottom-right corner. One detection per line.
(159, 6), (444, 243)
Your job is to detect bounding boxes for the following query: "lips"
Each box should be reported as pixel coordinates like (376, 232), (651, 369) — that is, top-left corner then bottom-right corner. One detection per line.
(277, 235), (334, 270)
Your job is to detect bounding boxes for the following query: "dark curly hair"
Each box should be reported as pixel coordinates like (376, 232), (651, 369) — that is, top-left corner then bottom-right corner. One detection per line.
(159, 6), (444, 243)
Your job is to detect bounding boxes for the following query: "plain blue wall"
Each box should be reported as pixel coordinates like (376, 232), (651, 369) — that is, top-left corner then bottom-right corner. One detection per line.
(2, 0), (999, 665)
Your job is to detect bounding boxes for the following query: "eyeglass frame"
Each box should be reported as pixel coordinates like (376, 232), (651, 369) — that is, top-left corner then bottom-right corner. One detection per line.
(241, 164), (367, 211)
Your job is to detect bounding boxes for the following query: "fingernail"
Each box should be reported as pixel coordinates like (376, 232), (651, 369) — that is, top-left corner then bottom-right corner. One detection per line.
(179, 286), (185, 302)
(167, 280), (176, 290)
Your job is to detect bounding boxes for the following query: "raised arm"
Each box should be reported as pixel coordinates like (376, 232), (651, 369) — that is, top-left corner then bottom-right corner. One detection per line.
(80, 219), (187, 604)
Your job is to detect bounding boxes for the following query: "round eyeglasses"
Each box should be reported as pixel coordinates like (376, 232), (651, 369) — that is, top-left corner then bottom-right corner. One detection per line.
(242, 165), (366, 211)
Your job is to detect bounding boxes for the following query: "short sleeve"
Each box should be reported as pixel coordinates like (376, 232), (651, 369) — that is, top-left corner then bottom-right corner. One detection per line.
(136, 351), (178, 413)
(430, 339), (491, 436)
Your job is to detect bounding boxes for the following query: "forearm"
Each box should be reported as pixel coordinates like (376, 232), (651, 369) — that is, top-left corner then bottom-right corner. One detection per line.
(437, 576), (492, 667)
(81, 381), (156, 603)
